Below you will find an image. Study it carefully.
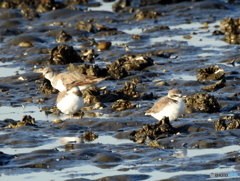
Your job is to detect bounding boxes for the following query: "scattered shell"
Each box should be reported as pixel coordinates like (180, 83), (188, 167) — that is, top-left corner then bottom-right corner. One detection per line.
(18, 41), (33, 47)
(97, 42), (112, 51)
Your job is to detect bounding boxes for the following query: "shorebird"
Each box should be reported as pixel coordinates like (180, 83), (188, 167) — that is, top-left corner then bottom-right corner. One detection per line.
(56, 84), (84, 115)
(40, 67), (105, 92)
(145, 89), (185, 121)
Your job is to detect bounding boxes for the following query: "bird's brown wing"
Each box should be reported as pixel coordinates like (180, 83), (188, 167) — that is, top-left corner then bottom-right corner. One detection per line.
(145, 96), (171, 114)
(57, 72), (105, 87)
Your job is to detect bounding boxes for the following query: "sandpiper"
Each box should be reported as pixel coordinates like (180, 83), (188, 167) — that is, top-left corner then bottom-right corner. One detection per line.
(145, 89), (185, 121)
(40, 67), (105, 92)
(56, 84), (84, 115)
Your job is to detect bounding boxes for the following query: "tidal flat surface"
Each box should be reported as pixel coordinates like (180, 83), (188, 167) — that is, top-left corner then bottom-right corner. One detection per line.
(1, 0), (240, 180)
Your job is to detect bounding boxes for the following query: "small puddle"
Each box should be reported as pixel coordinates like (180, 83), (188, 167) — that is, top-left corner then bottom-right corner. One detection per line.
(170, 73), (197, 81)
(88, 0), (115, 12)
(0, 62), (26, 78)
(173, 145), (240, 158)
(0, 106), (54, 121)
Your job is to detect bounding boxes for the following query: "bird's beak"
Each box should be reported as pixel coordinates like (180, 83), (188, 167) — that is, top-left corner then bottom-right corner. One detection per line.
(40, 75), (45, 78)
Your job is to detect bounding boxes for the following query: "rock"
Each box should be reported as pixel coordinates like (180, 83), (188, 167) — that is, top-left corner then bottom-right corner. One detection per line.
(220, 17), (240, 44)
(6, 115), (36, 128)
(215, 118), (240, 131)
(40, 78), (58, 95)
(83, 131), (98, 142)
(46, 44), (83, 65)
(130, 117), (177, 144)
(197, 65), (225, 82)
(115, 82), (140, 100)
(111, 99), (135, 111)
(67, 63), (107, 77)
(55, 30), (72, 43)
(201, 79), (226, 92)
(185, 93), (221, 113)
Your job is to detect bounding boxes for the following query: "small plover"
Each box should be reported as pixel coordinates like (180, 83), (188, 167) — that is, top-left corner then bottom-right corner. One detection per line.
(145, 89), (185, 121)
(56, 84), (84, 115)
(40, 67), (105, 92)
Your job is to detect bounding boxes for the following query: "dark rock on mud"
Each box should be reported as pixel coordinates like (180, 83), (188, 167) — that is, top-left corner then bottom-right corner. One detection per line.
(106, 61), (128, 80)
(220, 17), (240, 44)
(76, 21), (97, 33)
(6, 115), (36, 128)
(46, 44), (83, 65)
(115, 82), (140, 100)
(215, 118), (240, 131)
(56, 30), (72, 43)
(111, 99), (135, 111)
(82, 86), (102, 105)
(106, 54), (153, 79)
(83, 131), (98, 142)
(197, 65), (225, 82)
(130, 117), (177, 144)
(114, 54), (154, 71)
(67, 63), (107, 77)
(185, 93), (221, 113)
(80, 49), (98, 63)
(40, 78), (58, 95)
(201, 78), (226, 92)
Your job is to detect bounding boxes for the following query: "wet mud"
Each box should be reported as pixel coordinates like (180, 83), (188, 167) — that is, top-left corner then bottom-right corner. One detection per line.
(1, 0), (240, 180)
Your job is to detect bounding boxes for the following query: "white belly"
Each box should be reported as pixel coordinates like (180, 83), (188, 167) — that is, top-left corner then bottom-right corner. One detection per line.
(150, 100), (185, 121)
(57, 94), (84, 115)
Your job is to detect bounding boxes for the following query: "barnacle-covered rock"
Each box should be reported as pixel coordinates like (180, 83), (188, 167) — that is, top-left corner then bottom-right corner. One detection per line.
(106, 61), (128, 80)
(36, 0), (65, 13)
(80, 49), (98, 63)
(6, 115), (36, 128)
(201, 79), (226, 92)
(220, 17), (240, 44)
(83, 131), (98, 142)
(120, 54), (154, 71)
(56, 30), (72, 43)
(82, 86), (101, 105)
(111, 99), (135, 111)
(134, 11), (162, 21)
(112, 0), (131, 13)
(185, 93), (221, 113)
(21, 7), (40, 19)
(76, 21), (97, 33)
(46, 44), (83, 65)
(197, 65), (225, 82)
(106, 54), (153, 79)
(215, 118), (240, 131)
(215, 118), (227, 131)
(115, 82), (140, 100)
(67, 63), (106, 77)
(130, 117), (176, 144)
(40, 79), (58, 95)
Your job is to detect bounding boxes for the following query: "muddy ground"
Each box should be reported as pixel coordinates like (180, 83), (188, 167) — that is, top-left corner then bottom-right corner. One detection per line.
(0, 0), (240, 180)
